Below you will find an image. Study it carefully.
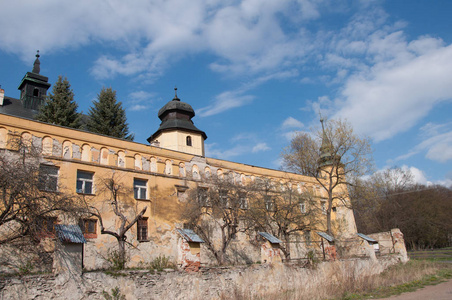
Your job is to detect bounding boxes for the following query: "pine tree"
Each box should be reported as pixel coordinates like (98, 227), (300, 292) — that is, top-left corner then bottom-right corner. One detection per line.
(36, 76), (82, 128)
(87, 87), (134, 140)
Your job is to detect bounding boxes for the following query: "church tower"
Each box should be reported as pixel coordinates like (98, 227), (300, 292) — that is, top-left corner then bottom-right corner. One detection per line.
(17, 51), (51, 110)
(148, 88), (207, 156)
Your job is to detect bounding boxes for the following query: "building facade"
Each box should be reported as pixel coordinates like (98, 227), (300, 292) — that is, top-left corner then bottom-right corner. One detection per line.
(0, 56), (358, 270)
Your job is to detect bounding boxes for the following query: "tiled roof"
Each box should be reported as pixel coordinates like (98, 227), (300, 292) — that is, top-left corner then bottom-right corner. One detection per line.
(176, 228), (204, 243)
(258, 232), (282, 244)
(55, 225), (86, 244)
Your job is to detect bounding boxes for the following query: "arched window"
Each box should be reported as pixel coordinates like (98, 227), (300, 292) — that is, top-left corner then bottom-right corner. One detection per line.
(186, 136), (192, 146)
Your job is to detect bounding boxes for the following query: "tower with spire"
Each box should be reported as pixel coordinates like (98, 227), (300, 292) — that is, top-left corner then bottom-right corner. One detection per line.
(147, 88), (207, 156)
(17, 51), (51, 110)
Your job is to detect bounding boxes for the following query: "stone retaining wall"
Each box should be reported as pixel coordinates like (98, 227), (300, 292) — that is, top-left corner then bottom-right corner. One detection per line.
(0, 256), (405, 300)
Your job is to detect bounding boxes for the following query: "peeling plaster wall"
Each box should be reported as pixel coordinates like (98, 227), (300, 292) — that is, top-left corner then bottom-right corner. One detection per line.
(0, 256), (405, 300)
(0, 115), (361, 270)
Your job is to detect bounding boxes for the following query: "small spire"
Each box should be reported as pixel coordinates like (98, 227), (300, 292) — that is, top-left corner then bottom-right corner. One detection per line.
(172, 86), (180, 101)
(32, 50), (41, 74)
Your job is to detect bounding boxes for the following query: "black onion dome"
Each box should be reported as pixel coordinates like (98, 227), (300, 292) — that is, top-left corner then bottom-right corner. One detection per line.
(147, 88), (207, 143)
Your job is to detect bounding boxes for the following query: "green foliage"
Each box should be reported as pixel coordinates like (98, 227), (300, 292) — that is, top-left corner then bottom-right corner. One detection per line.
(102, 287), (125, 300)
(87, 87), (134, 140)
(106, 249), (129, 270)
(36, 75), (82, 128)
(148, 255), (175, 272)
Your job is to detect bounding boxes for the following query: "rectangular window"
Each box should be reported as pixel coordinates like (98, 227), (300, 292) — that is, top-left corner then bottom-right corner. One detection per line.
(80, 219), (97, 234)
(198, 188), (210, 207)
(304, 230), (311, 246)
(39, 216), (57, 234)
(39, 165), (59, 192)
(265, 195), (275, 212)
(76, 170), (94, 194)
(299, 201), (306, 213)
(137, 218), (148, 241)
(134, 179), (148, 200)
(219, 190), (230, 208)
(239, 192), (248, 209)
(321, 200), (327, 214)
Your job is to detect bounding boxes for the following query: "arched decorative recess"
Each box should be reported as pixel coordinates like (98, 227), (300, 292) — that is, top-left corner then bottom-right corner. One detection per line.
(135, 154), (142, 170)
(42, 136), (53, 155)
(179, 163), (186, 177)
(100, 148), (109, 165)
(204, 167), (211, 179)
(142, 156), (150, 171)
(117, 151), (125, 168)
(217, 169), (223, 179)
(81, 144), (91, 162)
(241, 174), (246, 185)
(192, 165), (200, 180)
(0, 127), (8, 148)
(21, 132), (32, 148)
(150, 157), (157, 172)
(165, 160), (172, 175)
(62, 140), (72, 159)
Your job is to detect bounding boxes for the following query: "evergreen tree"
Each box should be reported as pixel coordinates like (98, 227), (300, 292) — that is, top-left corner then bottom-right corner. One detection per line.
(36, 76), (82, 128)
(87, 87), (134, 140)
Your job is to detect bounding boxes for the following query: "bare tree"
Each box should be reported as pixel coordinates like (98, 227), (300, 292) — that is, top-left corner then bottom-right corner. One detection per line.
(87, 173), (147, 269)
(246, 179), (320, 259)
(282, 118), (373, 235)
(0, 134), (83, 271)
(182, 174), (252, 265)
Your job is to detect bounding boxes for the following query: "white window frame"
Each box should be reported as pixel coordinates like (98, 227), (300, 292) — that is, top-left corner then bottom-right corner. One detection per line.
(39, 165), (59, 192)
(76, 170), (94, 194)
(134, 178), (148, 200)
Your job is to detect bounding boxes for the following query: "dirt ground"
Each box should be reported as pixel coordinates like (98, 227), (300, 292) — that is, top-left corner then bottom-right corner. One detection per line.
(381, 278), (452, 300)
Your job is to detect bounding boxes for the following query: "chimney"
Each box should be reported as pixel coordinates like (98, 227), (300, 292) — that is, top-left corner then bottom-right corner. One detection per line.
(0, 87), (4, 106)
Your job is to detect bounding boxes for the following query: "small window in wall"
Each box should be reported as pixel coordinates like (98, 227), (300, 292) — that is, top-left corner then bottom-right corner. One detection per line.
(39, 165), (59, 192)
(304, 230), (311, 246)
(198, 188), (210, 207)
(134, 179), (148, 200)
(299, 201), (306, 213)
(321, 200), (327, 214)
(186, 136), (192, 146)
(219, 190), (230, 208)
(33, 88), (39, 97)
(39, 216), (57, 234)
(265, 195), (275, 212)
(137, 218), (148, 241)
(76, 170), (94, 194)
(80, 219), (97, 235)
(239, 192), (249, 210)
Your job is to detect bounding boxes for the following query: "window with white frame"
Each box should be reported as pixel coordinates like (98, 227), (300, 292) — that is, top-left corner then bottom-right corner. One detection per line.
(239, 192), (249, 209)
(265, 195), (275, 212)
(76, 170), (94, 194)
(39, 165), (59, 192)
(134, 178), (148, 200)
(299, 201), (306, 213)
(219, 190), (230, 208)
(198, 188), (210, 207)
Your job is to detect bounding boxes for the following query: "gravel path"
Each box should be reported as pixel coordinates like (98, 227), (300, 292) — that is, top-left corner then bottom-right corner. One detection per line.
(380, 278), (452, 300)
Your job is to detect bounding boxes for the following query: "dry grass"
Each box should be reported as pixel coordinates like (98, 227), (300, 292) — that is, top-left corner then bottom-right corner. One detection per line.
(219, 260), (452, 300)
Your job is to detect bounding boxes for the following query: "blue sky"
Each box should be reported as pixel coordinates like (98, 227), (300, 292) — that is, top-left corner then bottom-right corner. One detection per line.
(1, 0), (451, 186)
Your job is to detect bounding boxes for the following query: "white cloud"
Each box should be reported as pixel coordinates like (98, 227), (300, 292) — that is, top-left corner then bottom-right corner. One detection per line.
(129, 105), (149, 112)
(334, 40), (452, 141)
(281, 117), (304, 129)
(394, 122), (452, 163)
(252, 143), (270, 153)
(197, 91), (254, 117)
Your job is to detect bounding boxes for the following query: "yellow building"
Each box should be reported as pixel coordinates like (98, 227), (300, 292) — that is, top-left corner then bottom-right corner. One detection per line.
(0, 57), (357, 270)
